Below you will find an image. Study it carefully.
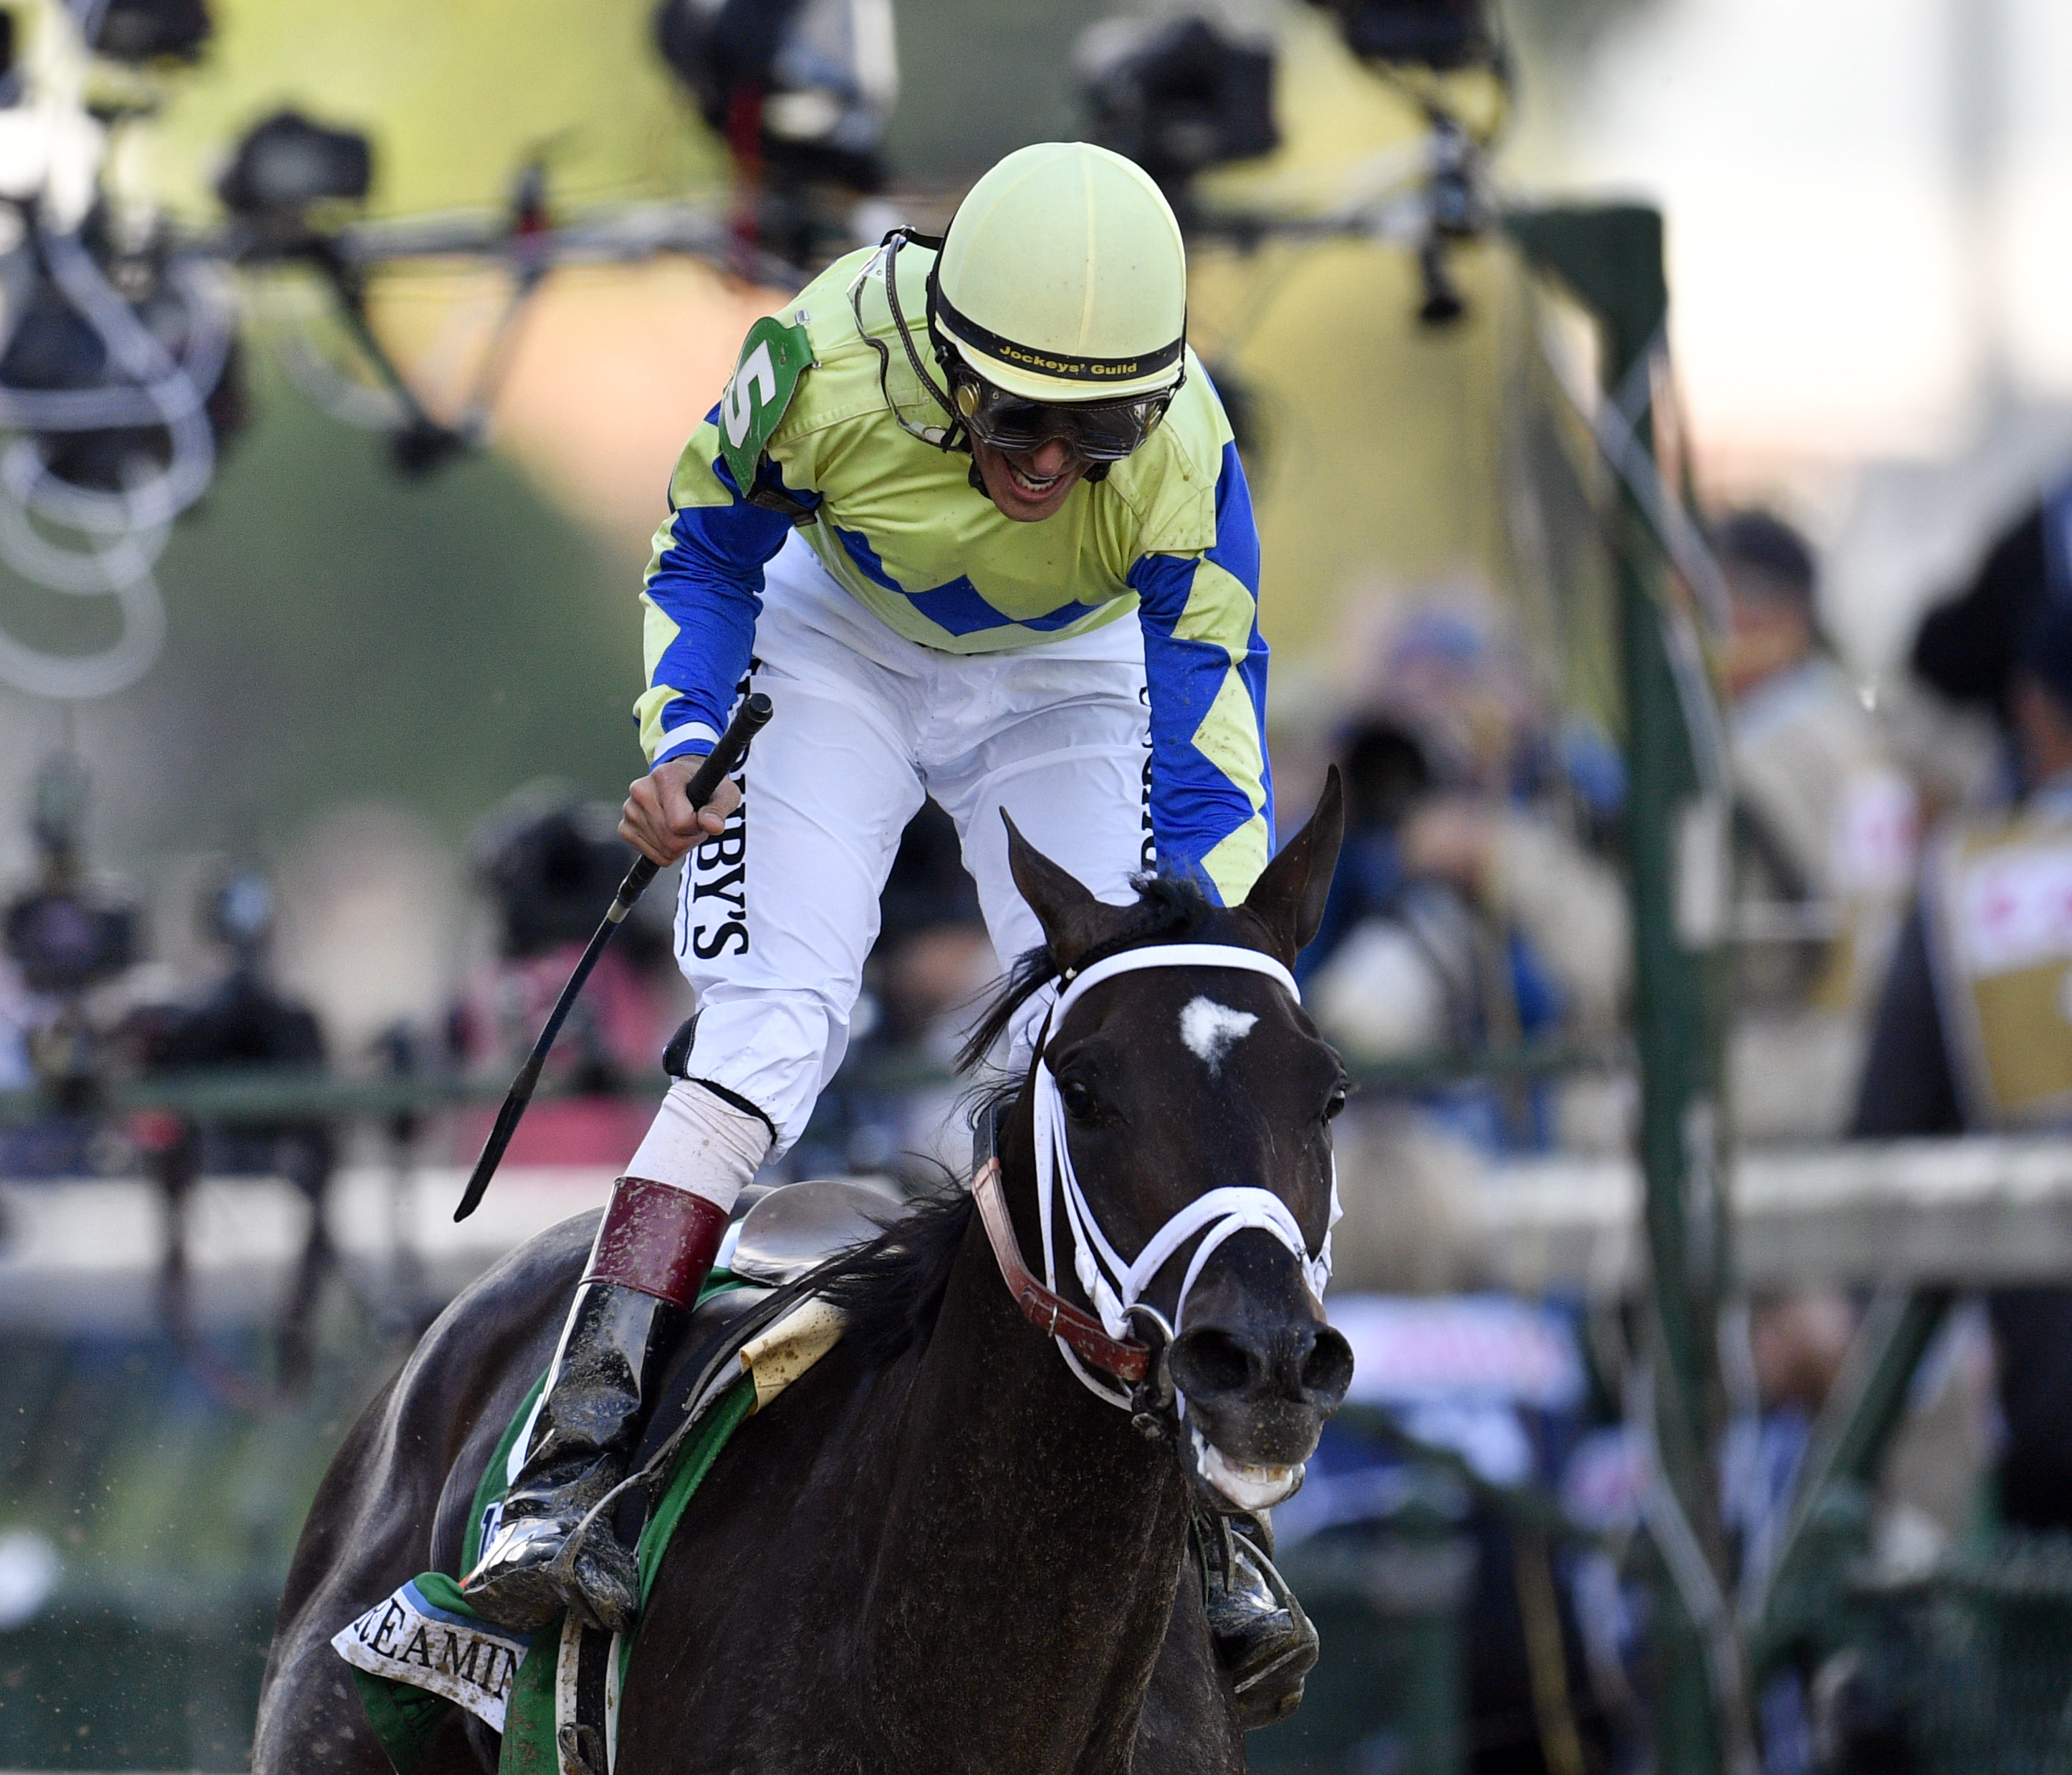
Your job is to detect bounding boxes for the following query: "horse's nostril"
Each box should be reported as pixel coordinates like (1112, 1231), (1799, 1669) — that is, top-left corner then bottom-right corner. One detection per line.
(1302, 1329), (1355, 1403)
(1170, 1328), (1255, 1400)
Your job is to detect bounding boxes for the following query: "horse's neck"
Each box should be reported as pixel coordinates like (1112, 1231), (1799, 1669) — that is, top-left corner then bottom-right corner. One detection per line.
(855, 1184), (1191, 1774)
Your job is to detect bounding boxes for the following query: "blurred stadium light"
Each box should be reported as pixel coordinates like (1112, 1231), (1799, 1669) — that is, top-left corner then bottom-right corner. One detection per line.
(0, 0), (909, 703)
(1074, 14), (1279, 202)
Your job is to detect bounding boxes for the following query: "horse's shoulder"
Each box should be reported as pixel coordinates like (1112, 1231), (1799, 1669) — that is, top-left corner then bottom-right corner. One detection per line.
(1136, 1558), (1245, 1775)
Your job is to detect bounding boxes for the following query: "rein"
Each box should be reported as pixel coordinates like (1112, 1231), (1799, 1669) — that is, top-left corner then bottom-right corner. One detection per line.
(970, 943), (1338, 1414)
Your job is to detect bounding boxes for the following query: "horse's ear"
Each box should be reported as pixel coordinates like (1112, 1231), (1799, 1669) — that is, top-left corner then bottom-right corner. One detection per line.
(1241, 766), (1344, 963)
(1002, 809), (1113, 970)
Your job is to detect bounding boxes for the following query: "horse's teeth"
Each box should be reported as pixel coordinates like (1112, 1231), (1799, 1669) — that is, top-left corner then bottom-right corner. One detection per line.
(1191, 1428), (1304, 1510)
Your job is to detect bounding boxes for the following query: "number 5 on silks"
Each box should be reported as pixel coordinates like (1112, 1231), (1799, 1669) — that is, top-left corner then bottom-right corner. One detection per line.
(718, 317), (814, 496)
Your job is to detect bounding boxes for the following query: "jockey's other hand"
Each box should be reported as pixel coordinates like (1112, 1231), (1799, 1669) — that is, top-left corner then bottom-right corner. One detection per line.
(620, 758), (742, 865)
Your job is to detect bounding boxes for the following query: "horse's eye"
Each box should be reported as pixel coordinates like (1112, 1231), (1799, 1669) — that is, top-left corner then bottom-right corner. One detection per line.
(1059, 1078), (1097, 1120)
(1324, 1082), (1348, 1122)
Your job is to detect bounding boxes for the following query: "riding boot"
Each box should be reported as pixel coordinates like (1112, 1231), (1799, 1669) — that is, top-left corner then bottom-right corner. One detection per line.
(461, 1175), (729, 1635)
(1199, 1509), (1319, 1732)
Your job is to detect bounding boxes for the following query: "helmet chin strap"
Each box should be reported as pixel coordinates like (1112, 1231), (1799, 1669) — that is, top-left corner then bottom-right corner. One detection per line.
(1029, 943), (1342, 1412)
(847, 230), (965, 453)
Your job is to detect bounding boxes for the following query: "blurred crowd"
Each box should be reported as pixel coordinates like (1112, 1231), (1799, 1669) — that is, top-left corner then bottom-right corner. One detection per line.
(5, 455), (2072, 1771)
(1275, 471), (2072, 1769)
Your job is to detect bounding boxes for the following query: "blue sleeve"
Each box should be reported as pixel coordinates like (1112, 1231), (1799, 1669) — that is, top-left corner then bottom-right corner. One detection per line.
(1126, 441), (1273, 906)
(636, 408), (820, 765)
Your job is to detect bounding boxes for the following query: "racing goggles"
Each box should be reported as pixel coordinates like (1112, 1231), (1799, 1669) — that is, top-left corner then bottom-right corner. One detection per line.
(949, 365), (1179, 463)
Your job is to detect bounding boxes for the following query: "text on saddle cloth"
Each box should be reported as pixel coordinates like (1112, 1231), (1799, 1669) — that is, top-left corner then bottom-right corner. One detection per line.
(330, 1286), (848, 1775)
(1028, 943), (1343, 1408)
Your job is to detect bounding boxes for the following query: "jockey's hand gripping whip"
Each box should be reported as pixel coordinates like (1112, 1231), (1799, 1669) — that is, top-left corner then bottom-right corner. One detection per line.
(453, 692), (772, 1222)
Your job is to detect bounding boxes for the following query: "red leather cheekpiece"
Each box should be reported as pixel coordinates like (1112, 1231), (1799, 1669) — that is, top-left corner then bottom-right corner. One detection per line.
(972, 1158), (1149, 1385)
(583, 1175), (730, 1307)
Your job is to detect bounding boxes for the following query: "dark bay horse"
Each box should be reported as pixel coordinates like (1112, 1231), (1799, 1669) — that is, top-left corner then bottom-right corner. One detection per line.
(255, 776), (1352, 1775)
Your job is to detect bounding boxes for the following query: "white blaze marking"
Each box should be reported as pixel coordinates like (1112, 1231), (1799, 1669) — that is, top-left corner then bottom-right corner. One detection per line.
(1179, 996), (1258, 1074)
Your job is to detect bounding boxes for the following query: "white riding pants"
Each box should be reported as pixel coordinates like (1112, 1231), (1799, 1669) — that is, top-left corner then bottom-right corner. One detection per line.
(661, 529), (1152, 1159)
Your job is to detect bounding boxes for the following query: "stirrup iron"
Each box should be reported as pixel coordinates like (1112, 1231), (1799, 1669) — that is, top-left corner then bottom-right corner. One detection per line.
(1199, 1509), (1318, 1732)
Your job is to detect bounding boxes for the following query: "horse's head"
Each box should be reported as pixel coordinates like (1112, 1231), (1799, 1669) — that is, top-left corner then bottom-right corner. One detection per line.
(1000, 771), (1355, 1511)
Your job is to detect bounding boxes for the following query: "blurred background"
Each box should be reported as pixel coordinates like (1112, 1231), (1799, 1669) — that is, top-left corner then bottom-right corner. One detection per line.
(3, 0), (2072, 1769)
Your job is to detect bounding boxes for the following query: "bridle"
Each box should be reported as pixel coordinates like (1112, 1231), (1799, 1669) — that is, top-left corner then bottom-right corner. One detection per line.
(969, 943), (1340, 1421)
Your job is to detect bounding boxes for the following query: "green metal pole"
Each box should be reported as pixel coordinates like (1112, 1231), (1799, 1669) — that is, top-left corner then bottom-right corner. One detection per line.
(1750, 1286), (1955, 1677)
(1507, 204), (1735, 1775)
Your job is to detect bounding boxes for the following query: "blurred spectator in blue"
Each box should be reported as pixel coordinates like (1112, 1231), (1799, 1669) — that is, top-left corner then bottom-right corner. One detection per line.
(1300, 602), (1628, 1161)
(1295, 717), (1431, 994)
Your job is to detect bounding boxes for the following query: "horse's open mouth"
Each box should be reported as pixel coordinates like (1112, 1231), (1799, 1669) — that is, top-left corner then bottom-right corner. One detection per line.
(1188, 1426), (1305, 1511)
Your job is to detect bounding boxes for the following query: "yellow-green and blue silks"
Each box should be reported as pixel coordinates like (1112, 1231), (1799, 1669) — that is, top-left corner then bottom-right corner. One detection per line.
(635, 236), (1272, 905)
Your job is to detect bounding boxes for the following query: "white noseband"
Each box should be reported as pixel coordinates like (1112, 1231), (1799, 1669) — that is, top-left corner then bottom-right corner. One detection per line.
(1030, 943), (1342, 1410)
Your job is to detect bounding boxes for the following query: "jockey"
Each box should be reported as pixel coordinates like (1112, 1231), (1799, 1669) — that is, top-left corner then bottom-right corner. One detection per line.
(465, 142), (1282, 1649)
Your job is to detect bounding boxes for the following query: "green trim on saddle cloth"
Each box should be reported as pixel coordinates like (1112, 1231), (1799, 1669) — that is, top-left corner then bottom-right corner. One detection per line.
(335, 1271), (832, 1775)
(502, 1375), (757, 1775)
(348, 1665), (452, 1774)
(638, 1368), (757, 1607)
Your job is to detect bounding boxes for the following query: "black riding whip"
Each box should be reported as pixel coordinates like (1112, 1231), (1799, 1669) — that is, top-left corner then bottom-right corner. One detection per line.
(453, 692), (772, 1221)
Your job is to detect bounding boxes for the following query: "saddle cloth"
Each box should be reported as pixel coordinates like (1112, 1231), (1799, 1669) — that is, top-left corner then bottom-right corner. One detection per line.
(334, 1178), (893, 1775)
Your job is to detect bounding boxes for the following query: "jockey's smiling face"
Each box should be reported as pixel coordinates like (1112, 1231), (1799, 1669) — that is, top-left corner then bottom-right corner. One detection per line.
(969, 433), (1090, 522)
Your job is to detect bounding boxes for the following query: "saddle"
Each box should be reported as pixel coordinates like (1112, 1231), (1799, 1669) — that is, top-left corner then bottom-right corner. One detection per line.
(663, 1176), (901, 1399)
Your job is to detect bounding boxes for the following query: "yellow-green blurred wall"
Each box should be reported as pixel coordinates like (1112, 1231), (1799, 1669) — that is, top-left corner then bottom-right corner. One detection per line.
(141, 0), (724, 218)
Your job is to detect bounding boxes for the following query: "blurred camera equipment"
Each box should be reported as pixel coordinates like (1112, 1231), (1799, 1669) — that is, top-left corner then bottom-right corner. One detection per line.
(1075, 14), (1279, 201)
(215, 106), (489, 476)
(1301, 0), (1496, 72)
(0, 0), (244, 697)
(216, 109), (373, 232)
(3, 753), (138, 1122)
(1078, 2), (1501, 331)
(82, 0), (213, 63)
(474, 794), (655, 965)
(653, 0), (897, 261)
(0, 0), (825, 698)
(2, 751), (137, 997)
(0, 219), (246, 693)
(0, 224), (246, 486)
(4, 884), (136, 996)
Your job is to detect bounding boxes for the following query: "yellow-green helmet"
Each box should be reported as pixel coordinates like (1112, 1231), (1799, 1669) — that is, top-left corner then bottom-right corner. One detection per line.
(931, 142), (1188, 404)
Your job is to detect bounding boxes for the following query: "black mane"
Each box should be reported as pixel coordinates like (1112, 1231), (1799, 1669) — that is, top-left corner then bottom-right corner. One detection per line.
(799, 1186), (979, 1367)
